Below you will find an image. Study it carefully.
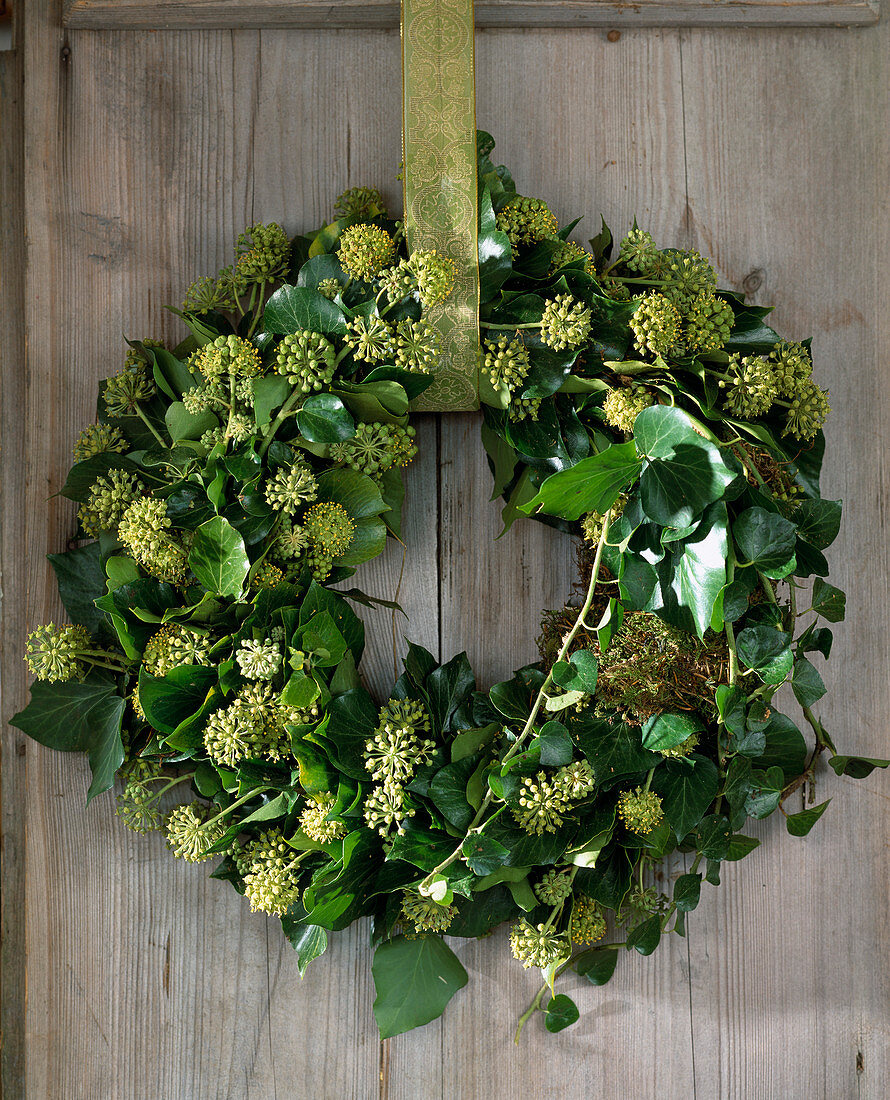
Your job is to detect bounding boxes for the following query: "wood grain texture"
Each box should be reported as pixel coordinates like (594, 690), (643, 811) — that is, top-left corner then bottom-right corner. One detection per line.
(0, 21), (27, 1099)
(61, 0), (882, 30)
(678, 23), (890, 1099)
(4, 6), (890, 1100)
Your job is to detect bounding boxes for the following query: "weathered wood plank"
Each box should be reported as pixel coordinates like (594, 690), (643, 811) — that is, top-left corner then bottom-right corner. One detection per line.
(678, 22), (890, 1100)
(382, 30), (701, 1094)
(61, 0), (881, 30)
(0, 21), (28, 1099)
(12, 12), (403, 1098)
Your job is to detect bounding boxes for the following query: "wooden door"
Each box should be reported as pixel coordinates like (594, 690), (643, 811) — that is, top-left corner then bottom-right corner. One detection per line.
(2, 2), (888, 1096)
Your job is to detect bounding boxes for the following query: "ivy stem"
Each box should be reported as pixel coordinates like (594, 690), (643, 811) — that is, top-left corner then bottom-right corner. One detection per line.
(480, 322), (541, 332)
(142, 773), (195, 802)
(420, 510), (613, 892)
(134, 405), (168, 449)
(246, 281), (267, 338)
(258, 389), (304, 457)
(514, 982), (549, 1044)
(203, 785), (272, 829)
(725, 620), (739, 686)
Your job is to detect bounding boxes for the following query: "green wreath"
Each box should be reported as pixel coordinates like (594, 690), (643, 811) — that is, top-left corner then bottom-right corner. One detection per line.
(13, 133), (887, 1041)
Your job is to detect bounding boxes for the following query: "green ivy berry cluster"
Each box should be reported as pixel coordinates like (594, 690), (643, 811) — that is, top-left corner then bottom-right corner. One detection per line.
(13, 133), (885, 1045)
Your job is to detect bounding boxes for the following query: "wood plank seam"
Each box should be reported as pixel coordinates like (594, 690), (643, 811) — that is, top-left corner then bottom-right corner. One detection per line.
(61, 0), (882, 31)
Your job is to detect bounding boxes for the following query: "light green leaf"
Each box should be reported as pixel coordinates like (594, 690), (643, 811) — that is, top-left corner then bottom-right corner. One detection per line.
(188, 516), (250, 597)
(372, 936), (468, 1038)
(520, 441), (642, 522)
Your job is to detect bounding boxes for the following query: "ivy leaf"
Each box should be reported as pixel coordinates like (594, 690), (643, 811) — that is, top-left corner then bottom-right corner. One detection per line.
(47, 542), (111, 638)
(626, 914), (662, 955)
(544, 994), (580, 1033)
(188, 516), (250, 597)
(532, 721), (574, 766)
(10, 678), (125, 801)
(295, 393), (355, 443)
(520, 441), (642, 521)
(658, 502), (729, 638)
(735, 624), (793, 685)
(262, 284), (347, 336)
(791, 656), (826, 708)
(138, 665), (218, 737)
(575, 948), (619, 986)
(793, 498), (842, 550)
(478, 187), (513, 299)
(786, 799), (832, 837)
(165, 400), (218, 443)
(732, 506), (798, 579)
(427, 652), (476, 735)
(652, 755), (720, 840)
(575, 716), (660, 791)
(673, 873), (702, 912)
(828, 755), (890, 779)
(251, 376), (292, 429)
(635, 406), (737, 527)
(811, 578), (846, 623)
(372, 935), (468, 1038)
(280, 920), (328, 977)
(725, 834), (761, 861)
(641, 712), (704, 754)
(744, 766), (785, 819)
(462, 833), (510, 876)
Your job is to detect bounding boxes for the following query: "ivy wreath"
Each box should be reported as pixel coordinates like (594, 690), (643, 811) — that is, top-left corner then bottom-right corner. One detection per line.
(13, 133), (886, 1040)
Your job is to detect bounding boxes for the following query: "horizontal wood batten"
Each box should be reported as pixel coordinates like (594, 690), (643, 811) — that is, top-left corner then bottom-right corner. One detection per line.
(62, 0), (881, 31)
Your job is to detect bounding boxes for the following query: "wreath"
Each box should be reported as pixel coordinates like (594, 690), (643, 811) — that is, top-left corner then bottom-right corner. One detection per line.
(13, 133), (887, 1041)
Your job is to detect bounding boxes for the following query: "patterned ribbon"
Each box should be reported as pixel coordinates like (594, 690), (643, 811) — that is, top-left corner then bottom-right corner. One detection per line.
(401, 0), (480, 411)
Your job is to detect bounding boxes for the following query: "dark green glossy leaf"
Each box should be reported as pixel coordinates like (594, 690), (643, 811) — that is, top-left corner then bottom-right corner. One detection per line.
(736, 624), (793, 685)
(188, 516), (249, 597)
(47, 543), (111, 638)
(641, 712), (704, 754)
(793, 498), (842, 550)
(724, 834), (761, 861)
(744, 766), (785, 819)
(372, 935), (468, 1038)
(651, 755), (720, 840)
(575, 948), (619, 986)
(520, 441), (642, 522)
(575, 716), (661, 791)
(544, 994), (580, 1033)
(462, 832), (510, 876)
(10, 678), (125, 801)
(673, 873), (702, 912)
(828, 755), (890, 779)
(627, 914), (661, 955)
(732, 506), (797, 579)
(811, 578), (846, 623)
(791, 656), (826, 708)
(786, 798), (831, 837)
(262, 284), (347, 336)
(295, 393), (355, 443)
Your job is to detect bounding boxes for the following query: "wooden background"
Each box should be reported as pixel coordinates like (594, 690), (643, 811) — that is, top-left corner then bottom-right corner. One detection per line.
(2, 2), (889, 1096)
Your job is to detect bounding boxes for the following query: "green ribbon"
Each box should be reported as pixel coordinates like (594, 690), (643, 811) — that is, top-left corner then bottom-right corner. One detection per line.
(401, 0), (480, 411)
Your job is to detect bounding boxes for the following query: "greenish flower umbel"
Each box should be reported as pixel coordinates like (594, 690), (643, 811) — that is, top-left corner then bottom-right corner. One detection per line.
(393, 318), (438, 374)
(118, 497), (188, 583)
(142, 622), (212, 678)
(509, 919), (570, 969)
(78, 469), (144, 537)
(337, 223), (397, 280)
(274, 330), (337, 392)
(115, 759), (165, 835)
(73, 422), (128, 462)
(236, 639), (282, 681)
(234, 222), (291, 284)
(334, 185), (387, 221)
(722, 353), (778, 420)
(784, 379), (830, 441)
(303, 501), (356, 558)
(364, 698), (435, 787)
(330, 422), (417, 477)
(582, 493), (627, 545)
(165, 802), (226, 863)
(238, 828), (302, 916)
(363, 782), (415, 837)
(264, 464), (319, 513)
(534, 868), (574, 906)
(409, 249), (457, 308)
(484, 336), (530, 392)
(548, 239), (592, 275)
(103, 365), (156, 417)
(25, 623), (91, 682)
(540, 294), (592, 351)
(570, 895), (607, 945)
(190, 334), (262, 380)
(377, 259), (417, 305)
(316, 278), (343, 301)
(660, 249), (717, 308)
(300, 793), (347, 844)
(344, 314), (395, 363)
(508, 395), (542, 422)
(617, 786), (664, 835)
(769, 339), (813, 399)
(660, 731), (701, 759)
(603, 384), (654, 434)
(182, 273), (234, 314)
(685, 292), (735, 354)
(496, 196), (557, 249)
(630, 293), (683, 359)
(400, 889), (457, 934)
(514, 771), (572, 835)
(273, 516), (309, 561)
(618, 226), (660, 274)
